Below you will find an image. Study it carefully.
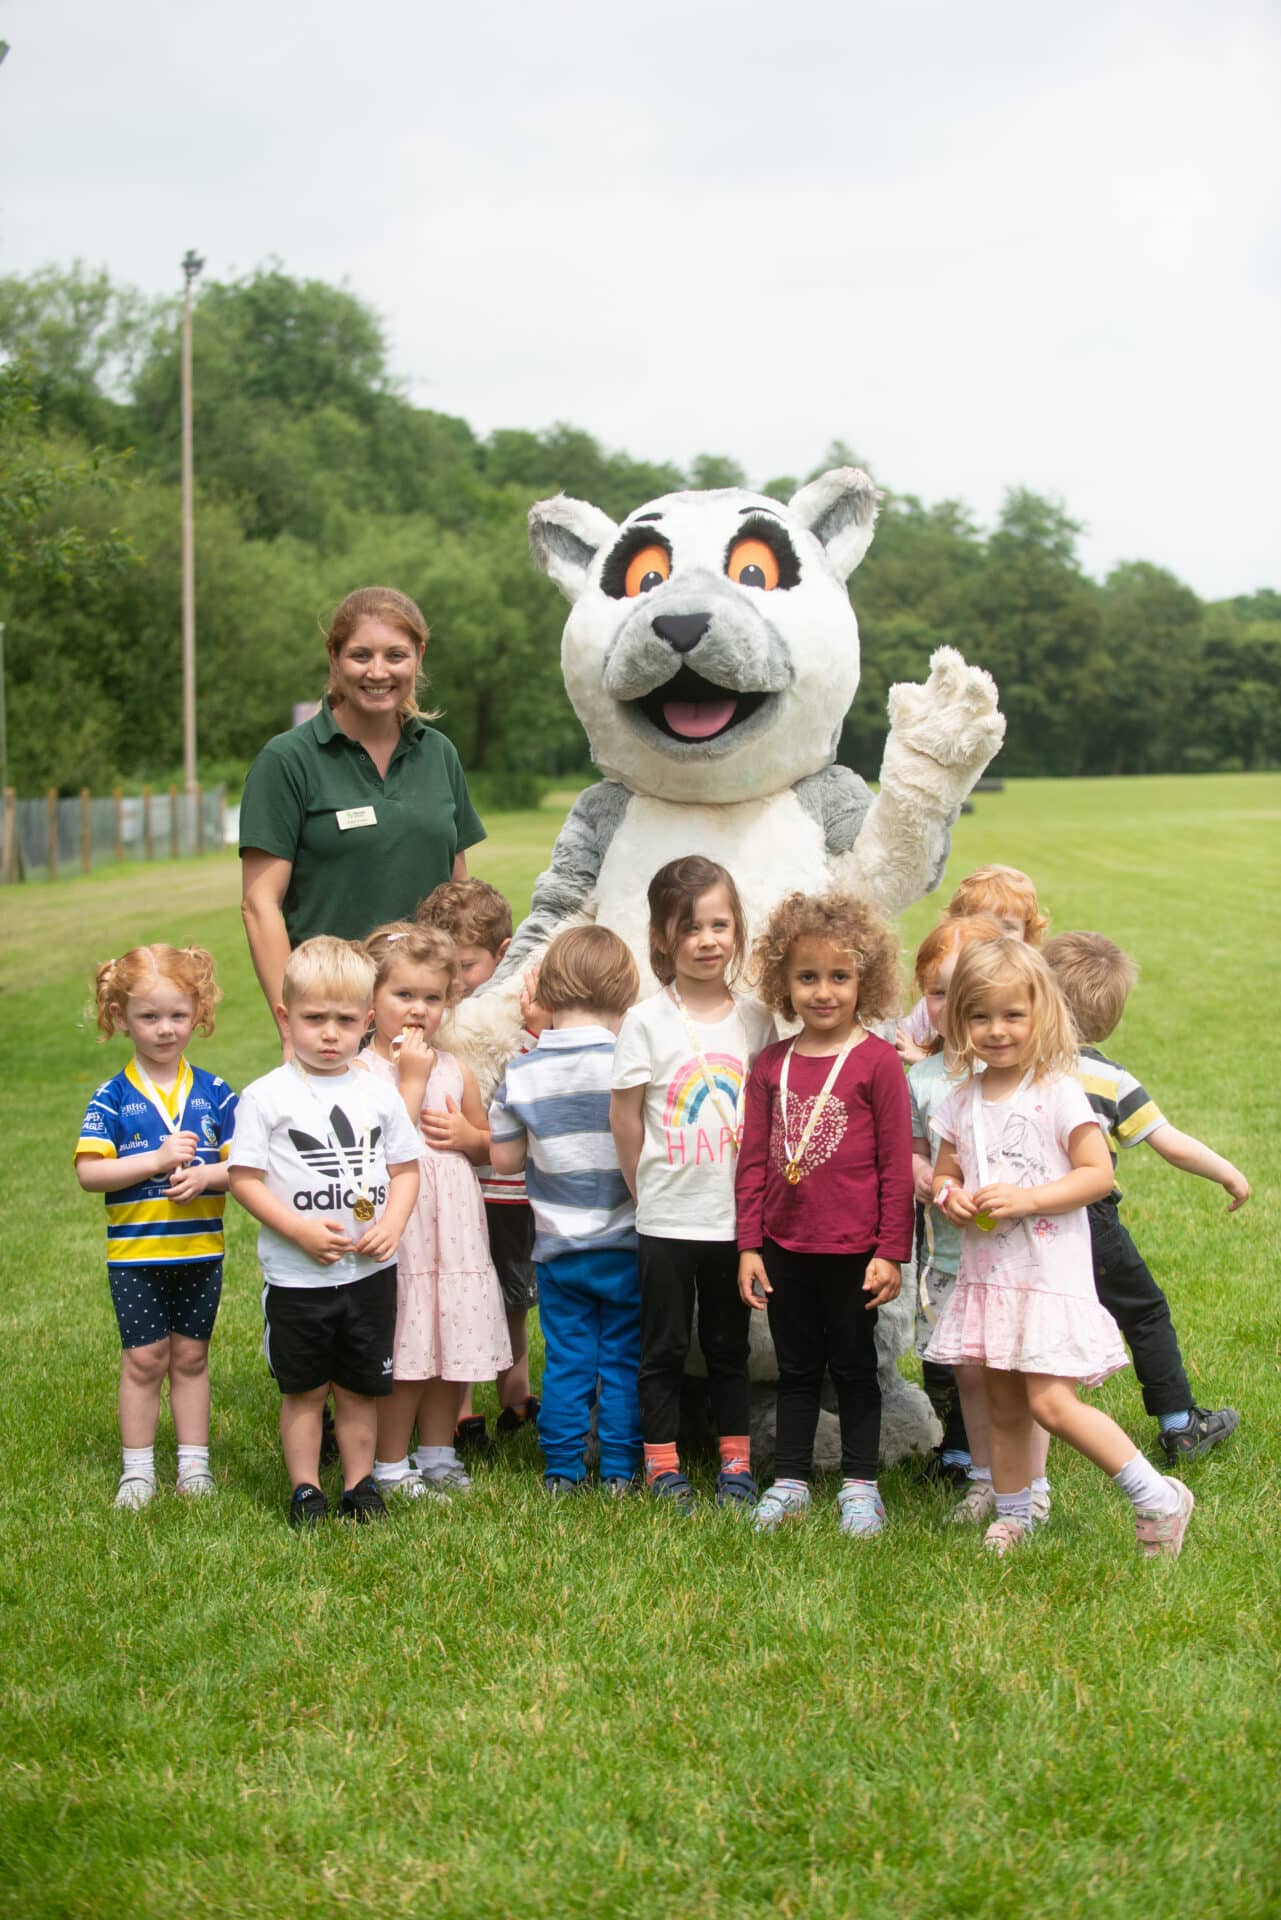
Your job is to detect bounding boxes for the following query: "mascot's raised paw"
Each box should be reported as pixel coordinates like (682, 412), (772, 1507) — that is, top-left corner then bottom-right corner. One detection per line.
(886, 646), (1006, 773)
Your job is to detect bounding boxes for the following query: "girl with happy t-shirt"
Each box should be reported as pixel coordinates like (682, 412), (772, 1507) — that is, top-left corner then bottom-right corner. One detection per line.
(610, 857), (774, 1509)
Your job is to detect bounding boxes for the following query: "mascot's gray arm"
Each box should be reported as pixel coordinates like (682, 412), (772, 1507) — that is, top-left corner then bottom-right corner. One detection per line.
(792, 765), (876, 857)
(490, 780), (628, 983)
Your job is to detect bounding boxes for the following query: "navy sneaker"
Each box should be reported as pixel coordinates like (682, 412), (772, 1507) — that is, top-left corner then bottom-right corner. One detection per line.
(288, 1483), (329, 1529)
(715, 1466), (759, 1509)
(339, 1475), (388, 1523)
(649, 1469), (696, 1511)
(1159, 1406), (1240, 1462)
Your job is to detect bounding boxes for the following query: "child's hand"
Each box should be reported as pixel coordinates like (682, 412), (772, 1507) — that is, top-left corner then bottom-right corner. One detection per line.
(863, 1258), (901, 1307)
(938, 1182), (978, 1225)
(738, 1251), (771, 1310)
(973, 1182), (1031, 1221)
(421, 1094), (471, 1154)
(166, 1158), (209, 1202)
(913, 1155), (935, 1204)
(396, 1026), (436, 1086)
(520, 964), (551, 1037)
(155, 1131), (200, 1174)
(1222, 1165), (1250, 1212)
(293, 1219), (355, 1265)
(896, 1025), (928, 1066)
(352, 1216), (400, 1264)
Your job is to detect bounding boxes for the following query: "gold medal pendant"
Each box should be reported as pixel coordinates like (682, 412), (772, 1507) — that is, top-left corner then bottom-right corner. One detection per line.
(785, 1161), (804, 1186)
(352, 1196), (376, 1223)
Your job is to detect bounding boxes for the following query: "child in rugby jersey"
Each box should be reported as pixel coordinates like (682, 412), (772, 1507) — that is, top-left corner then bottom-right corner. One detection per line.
(417, 877), (541, 1455)
(75, 945), (237, 1508)
(1044, 932), (1249, 1460)
(488, 926), (642, 1494)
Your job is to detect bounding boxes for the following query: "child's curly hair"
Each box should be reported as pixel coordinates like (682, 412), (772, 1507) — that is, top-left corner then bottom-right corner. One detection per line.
(416, 877), (513, 957)
(362, 921), (464, 1006)
(752, 892), (901, 1024)
(945, 865), (1049, 945)
(92, 944), (221, 1041)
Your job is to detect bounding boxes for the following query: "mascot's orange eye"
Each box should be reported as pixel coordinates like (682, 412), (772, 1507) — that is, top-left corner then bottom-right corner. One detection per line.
(624, 545), (671, 596)
(726, 538), (780, 590)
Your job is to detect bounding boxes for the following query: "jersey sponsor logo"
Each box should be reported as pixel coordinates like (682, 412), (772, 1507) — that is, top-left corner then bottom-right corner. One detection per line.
(200, 1114), (219, 1147)
(80, 1109), (107, 1133)
(292, 1180), (389, 1213)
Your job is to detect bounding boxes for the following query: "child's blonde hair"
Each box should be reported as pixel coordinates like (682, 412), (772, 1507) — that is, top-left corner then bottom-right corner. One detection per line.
(942, 937), (1078, 1079)
(646, 855), (748, 988)
(281, 936), (376, 1008)
(752, 891), (900, 1024)
(912, 915), (1008, 1055)
(417, 877), (513, 957)
(92, 944), (220, 1041)
(1043, 931), (1138, 1045)
(362, 921), (463, 1005)
(537, 926), (638, 1017)
(945, 865), (1049, 945)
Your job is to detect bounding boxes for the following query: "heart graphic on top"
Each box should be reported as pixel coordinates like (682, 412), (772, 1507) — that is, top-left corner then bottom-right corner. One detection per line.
(769, 1094), (848, 1174)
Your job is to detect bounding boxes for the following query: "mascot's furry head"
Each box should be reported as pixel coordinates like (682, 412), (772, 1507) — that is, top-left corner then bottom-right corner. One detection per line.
(529, 468), (879, 805)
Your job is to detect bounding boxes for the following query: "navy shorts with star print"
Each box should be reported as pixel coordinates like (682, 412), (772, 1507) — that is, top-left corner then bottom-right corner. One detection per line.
(108, 1259), (223, 1348)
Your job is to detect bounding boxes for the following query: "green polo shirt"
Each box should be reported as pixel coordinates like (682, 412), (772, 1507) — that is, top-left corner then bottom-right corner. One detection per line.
(239, 701), (485, 944)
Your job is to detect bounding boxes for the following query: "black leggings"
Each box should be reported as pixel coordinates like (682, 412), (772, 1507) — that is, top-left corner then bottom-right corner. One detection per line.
(764, 1240), (880, 1481)
(1088, 1198), (1193, 1417)
(637, 1235), (751, 1446)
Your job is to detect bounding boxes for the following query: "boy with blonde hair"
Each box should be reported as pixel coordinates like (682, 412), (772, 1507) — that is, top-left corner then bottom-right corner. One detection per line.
(1044, 930), (1249, 1460)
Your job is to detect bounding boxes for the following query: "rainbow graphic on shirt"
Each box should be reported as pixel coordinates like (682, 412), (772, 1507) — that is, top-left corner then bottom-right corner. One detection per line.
(663, 1054), (744, 1133)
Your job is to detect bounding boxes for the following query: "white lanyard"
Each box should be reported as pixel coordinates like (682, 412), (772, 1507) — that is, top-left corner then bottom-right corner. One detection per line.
(291, 1063), (377, 1220)
(668, 986), (746, 1147)
(969, 1070), (1033, 1184)
(779, 1030), (861, 1184)
(132, 1057), (192, 1139)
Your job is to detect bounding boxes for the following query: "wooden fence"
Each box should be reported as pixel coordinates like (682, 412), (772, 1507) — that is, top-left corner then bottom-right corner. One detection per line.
(1, 784), (226, 882)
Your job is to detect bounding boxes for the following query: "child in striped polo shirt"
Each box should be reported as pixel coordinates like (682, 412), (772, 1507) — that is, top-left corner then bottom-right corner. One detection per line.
(487, 926), (642, 1493)
(1044, 932), (1249, 1461)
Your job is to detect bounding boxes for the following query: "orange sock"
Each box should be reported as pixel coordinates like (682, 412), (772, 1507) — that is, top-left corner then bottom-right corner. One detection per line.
(644, 1442), (679, 1485)
(719, 1435), (752, 1476)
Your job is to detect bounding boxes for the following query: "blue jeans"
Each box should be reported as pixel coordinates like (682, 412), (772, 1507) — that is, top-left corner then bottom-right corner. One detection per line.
(536, 1248), (642, 1482)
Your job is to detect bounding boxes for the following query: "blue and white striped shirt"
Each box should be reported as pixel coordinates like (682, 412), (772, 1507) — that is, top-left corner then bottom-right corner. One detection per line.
(488, 1027), (636, 1261)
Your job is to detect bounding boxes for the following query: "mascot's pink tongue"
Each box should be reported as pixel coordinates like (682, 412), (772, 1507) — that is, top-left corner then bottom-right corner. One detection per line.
(663, 698), (737, 739)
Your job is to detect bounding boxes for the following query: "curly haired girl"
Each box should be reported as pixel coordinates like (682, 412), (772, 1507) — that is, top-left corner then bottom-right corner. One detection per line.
(75, 945), (237, 1508)
(735, 893), (914, 1539)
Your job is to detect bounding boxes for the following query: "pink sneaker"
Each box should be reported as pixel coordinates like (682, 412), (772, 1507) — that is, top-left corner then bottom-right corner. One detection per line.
(1134, 1478), (1195, 1558)
(982, 1519), (1031, 1556)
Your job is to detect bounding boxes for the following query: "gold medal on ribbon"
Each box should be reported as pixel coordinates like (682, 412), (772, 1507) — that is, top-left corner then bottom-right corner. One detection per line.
(352, 1196), (376, 1223)
(785, 1162), (804, 1186)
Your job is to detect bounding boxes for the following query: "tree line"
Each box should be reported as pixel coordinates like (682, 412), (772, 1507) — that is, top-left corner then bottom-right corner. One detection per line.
(1, 261), (1277, 796)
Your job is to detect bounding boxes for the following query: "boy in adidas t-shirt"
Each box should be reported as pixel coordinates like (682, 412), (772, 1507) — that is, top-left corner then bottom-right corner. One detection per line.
(228, 937), (421, 1526)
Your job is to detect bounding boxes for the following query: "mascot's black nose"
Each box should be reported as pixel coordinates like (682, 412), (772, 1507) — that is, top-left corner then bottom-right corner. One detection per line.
(652, 613), (711, 655)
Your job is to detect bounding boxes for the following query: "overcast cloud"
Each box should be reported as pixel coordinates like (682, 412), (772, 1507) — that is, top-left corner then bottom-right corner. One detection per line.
(2, 0), (1278, 597)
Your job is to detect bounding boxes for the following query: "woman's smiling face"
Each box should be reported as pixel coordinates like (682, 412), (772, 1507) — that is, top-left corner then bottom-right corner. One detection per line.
(329, 618), (423, 721)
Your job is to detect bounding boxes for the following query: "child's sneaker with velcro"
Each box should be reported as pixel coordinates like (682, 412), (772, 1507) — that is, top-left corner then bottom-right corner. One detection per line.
(751, 1481), (810, 1533)
(949, 1480), (996, 1525)
(837, 1483), (886, 1538)
(339, 1475), (388, 1523)
(114, 1472), (157, 1511)
(1159, 1407), (1239, 1463)
(288, 1483), (329, 1529)
(1134, 1478), (1194, 1558)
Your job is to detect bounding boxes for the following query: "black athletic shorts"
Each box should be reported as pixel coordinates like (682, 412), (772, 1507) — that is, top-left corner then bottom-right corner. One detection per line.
(485, 1201), (538, 1311)
(262, 1266), (396, 1397)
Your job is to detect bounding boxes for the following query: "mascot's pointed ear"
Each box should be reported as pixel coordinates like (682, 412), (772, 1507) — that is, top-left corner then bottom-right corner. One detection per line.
(788, 467), (881, 579)
(528, 494), (620, 603)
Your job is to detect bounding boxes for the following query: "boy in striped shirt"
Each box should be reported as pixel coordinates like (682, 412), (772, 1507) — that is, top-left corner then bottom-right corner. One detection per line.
(1045, 932), (1250, 1461)
(487, 925), (642, 1493)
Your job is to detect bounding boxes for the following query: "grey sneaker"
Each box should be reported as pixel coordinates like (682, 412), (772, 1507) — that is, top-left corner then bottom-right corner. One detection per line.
(420, 1463), (472, 1498)
(375, 1469), (443, 1502)
(114, 1473), (157, 1510)
(176, 1467), (216, 1498)
(949, 1480), (996, 1525)
(543, 1474), (584, 1497)
(751, 1481), (811, 1533)
(836, 1484), (886, 1538)
(1158, 1407), (1240, 1462)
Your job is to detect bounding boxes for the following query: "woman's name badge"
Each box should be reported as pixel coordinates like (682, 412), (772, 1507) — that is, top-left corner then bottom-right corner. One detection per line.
(336, 806), (377, 830)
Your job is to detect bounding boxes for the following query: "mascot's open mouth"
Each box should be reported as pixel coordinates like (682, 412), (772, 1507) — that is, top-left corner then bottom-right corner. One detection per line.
(630, 666), (770, 743)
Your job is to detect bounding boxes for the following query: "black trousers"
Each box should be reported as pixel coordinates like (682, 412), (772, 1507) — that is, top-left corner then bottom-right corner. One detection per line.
(1088, 1197), (1192, 1417)
(922, 1358), (970, 1456)
(637, 1235), (751, 1446)
(764, 1240), (880, 1482)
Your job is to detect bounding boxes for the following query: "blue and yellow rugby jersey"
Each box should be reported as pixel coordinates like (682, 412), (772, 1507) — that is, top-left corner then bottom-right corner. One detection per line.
(75, 1059), (238, 1266)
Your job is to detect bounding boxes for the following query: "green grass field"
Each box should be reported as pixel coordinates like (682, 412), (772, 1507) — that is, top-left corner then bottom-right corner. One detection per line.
(2, 774), (1278, 1919)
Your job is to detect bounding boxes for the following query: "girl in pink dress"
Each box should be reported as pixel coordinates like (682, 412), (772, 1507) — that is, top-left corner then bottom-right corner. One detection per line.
(361, 923), (511, 1498)
(926, 937), (1195, 1558)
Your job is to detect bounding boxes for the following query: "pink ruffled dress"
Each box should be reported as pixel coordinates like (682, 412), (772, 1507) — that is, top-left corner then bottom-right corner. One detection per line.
(364, 1049), (512, 1382)
(924, 1070), (1127, 1386)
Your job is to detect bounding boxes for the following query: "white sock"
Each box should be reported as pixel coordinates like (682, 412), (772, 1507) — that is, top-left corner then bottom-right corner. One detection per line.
(1113, 1453), (1179, 1513)
(122, 1445), (155, 1481)
(419, 1446), (458, 1479)
(374, 1455), (414, 1485)
(995, 1488), (1033, 1528)
(176, 1445), (209, 1481)
(1031, 1475), (1050, 1496)
(967, 1465), (993, 1484)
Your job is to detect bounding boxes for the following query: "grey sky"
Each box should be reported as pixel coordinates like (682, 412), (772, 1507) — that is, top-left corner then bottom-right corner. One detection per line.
(3, 0), (1278, 598)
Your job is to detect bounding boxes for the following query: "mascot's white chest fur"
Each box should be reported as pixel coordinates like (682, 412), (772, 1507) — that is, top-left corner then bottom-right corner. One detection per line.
(594, 792), (830, 989)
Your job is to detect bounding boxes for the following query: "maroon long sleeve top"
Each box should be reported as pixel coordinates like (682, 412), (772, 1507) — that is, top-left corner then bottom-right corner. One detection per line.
(735, 1032), (914, 1261)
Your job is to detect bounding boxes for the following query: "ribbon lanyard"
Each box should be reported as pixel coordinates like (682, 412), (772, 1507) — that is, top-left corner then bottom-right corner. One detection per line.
(291, 1063), (376, 1221)
(779, 1030), (860, 1184)
(969, 1070), (1033, 1186)
(668, 986), (745, 1147)
(132, 1057), (192, 1139)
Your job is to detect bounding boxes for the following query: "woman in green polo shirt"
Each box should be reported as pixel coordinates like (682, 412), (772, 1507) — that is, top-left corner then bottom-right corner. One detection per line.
(239, 585), (485, 1032)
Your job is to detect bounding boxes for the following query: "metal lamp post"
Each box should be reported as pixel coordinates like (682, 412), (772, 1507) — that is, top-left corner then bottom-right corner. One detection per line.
(180, 249), (204, 811)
